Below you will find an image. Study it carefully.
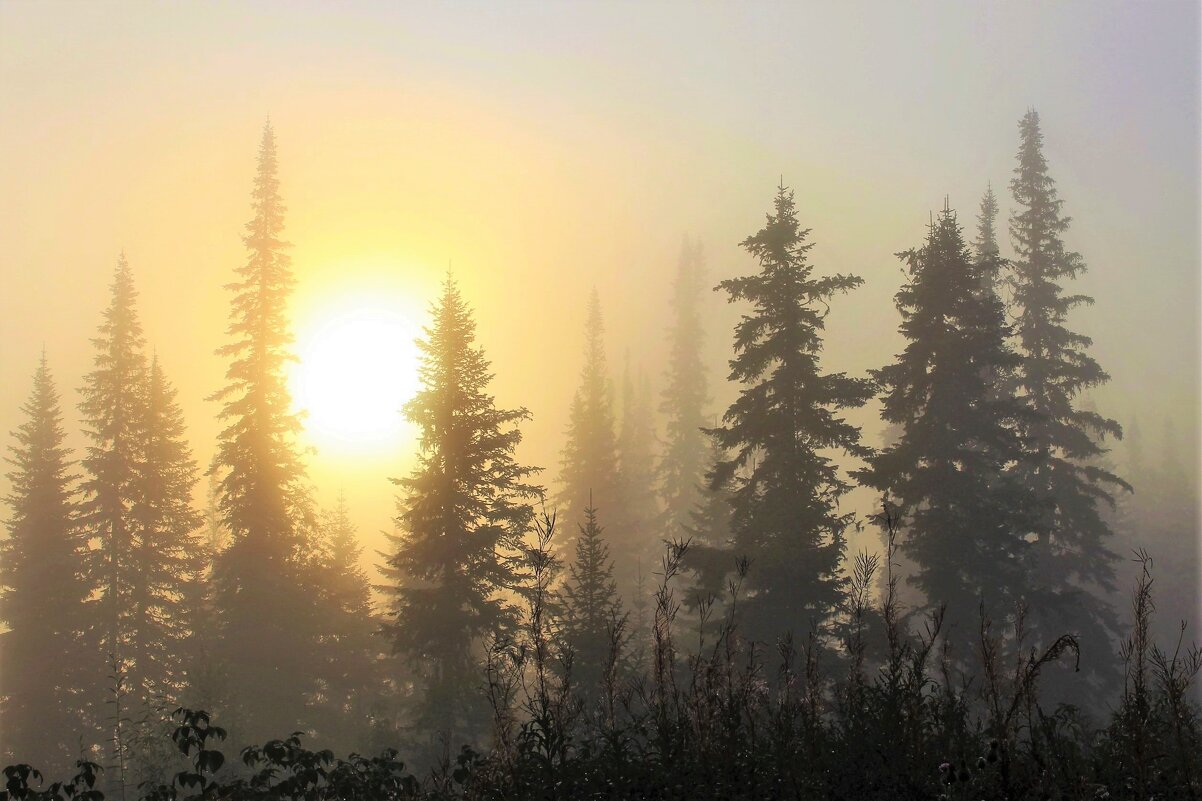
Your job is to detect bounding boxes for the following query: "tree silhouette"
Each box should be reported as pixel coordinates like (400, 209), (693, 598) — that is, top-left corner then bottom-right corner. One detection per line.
(559, 501), (625, 694)
(616, 358), (659, 574)
(382, 276), (541, 742)
(0, 354), (92, 771)
(127, 355), (205, 704)
(1008, 109), (1128, 664)
(856, 206), (1036, 648)
(557, 290), (623, 548)
(77, 254), (150, 772)
(657, 236), (711, 544)
(208, 122), (321, 743)
(709, 183), (873, 641)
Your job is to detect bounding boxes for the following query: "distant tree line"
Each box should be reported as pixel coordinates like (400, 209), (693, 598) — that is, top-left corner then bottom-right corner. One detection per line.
(0, 112), (1197, 796)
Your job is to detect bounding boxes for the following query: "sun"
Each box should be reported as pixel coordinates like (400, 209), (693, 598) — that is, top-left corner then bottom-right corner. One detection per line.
(290, 301), (423, 453)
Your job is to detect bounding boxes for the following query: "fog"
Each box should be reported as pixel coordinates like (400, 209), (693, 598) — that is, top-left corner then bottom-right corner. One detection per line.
(1, 1), (1199, 790)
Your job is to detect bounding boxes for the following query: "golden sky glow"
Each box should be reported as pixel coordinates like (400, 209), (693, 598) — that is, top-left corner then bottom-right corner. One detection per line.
(0, 2), (1197, 574)
(289, 291), (423, 454)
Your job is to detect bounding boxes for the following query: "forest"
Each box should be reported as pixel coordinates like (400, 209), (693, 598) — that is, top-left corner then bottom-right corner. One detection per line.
(0, 107), (1198, 800)
(2, 4), (1201, 799)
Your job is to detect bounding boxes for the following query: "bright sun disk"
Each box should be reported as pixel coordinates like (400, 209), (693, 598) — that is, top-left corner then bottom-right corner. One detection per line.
(291, 305), (422, 451)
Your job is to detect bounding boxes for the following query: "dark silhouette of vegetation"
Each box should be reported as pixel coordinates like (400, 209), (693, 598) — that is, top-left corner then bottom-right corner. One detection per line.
(857, 206), (1037, 656)
(556, 290), (624, 555)
(207, 123), (325, 745)
(656, 236), (711, 545)
(702, 183), (874, 642)
(0, 355), (91, 772)
(380, 276), (541, 745)
(3, 545), (1198, 800)
(1008, 109), (1130, 666)
(1, 110), (1196, 799)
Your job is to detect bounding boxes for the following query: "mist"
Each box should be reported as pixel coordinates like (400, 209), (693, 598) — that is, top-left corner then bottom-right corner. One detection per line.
(1, 2), (1199, 797)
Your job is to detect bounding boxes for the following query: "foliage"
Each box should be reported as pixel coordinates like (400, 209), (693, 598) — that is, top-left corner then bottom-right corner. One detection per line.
(857, 206), (1037, 652)
(381, 276), (541, 744)
(1007, 109), (1130, 666)
(0, 355), (91, 771)
(705, 182), (874, 641)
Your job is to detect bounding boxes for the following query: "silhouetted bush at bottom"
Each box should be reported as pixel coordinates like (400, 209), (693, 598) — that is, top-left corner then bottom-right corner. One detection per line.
(4, 548), (1199, 800)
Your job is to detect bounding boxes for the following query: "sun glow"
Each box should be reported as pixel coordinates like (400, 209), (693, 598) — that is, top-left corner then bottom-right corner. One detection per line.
(290, 296), (424, 453)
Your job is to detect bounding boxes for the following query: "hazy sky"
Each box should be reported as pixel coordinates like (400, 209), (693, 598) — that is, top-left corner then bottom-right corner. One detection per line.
(1, 2), (1198, 569)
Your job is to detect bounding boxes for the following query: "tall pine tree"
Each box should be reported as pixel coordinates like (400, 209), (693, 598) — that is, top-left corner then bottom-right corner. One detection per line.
(1008, 110), (1128, 657)
(559, 501), (625, 694)
(557, 290), (622, 543)
(127, 355), (205, 705)
(616, 358), (659, 572)
(0, 355), (92, 771)
(382, 277), (541, 742)
(708, 184), (873, 642)
(856, 207), (1036, 648)
(311, 494), (379, 753)
(208, 123), (321, 743)
(78, 254), (150, 773)
(657, 237), (710, 542)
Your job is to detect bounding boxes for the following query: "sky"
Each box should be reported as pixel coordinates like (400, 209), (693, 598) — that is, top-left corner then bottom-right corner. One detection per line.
(1, 1), (1198, 589)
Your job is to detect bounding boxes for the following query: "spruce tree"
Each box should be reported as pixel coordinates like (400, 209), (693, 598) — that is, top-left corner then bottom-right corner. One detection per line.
(657, 237), (710, 542)
(559, 501), (625, 694)
(311, 494), (378, 752)
(682, 437), (735, 606)
(973, 184), (1002, 285)
(709, 184), (873, 641)
(78, 254), (150, 772)
(616, 358), (659, 571)
(382, 277), (541, 741)
(856, 207), (1037, 648)
(1008, 110), (1128, 654)
(127, 355), (204, 704)
(208, 123), (320, 742)
(0, 355), (92, 771)
(557, 290), (622, 544)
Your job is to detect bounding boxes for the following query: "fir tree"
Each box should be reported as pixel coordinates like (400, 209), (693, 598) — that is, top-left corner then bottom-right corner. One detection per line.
(557, 290), (622, 545)
(973, 184), (1002, 287)
(382, 277), (541, 742)
(208, 123), (321, 742)
(616, 357), (659, 572)
(0, 355), (92, 771)
(657, 237), (710, 542)
(77, 254), (150, 771)
(856, 206), (1037, 648)
(1008, 109), (1129, 655)
(559, 501), (625, 694)
(127, 355), (204, 704)
(311, 494), (378, 753)
(709, 183), (874, 641)
(682, 436), (735, 606)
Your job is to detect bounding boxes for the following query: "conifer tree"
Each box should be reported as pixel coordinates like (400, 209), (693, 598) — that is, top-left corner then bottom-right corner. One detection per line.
(709, 184), (874, 641)
(559, 501), (625, 693)
(973, 184), (1002, 284)
(78, 254), (150, 769)
(311, 494), (378, 752)
(178, 473), (227, 715)
(683, 437), (735, 605)
(127, 355), (204, 703)
(1008, 110), (1128, 652)
(0, 355), (92, 770)
(657, 237), (710, 542)
(616, 358), (659, 571)
(382, 277), (541, 741)
(856, 207), (1037, 647)
(557, 290), (622, 543)
(208, 123), (321, 742)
